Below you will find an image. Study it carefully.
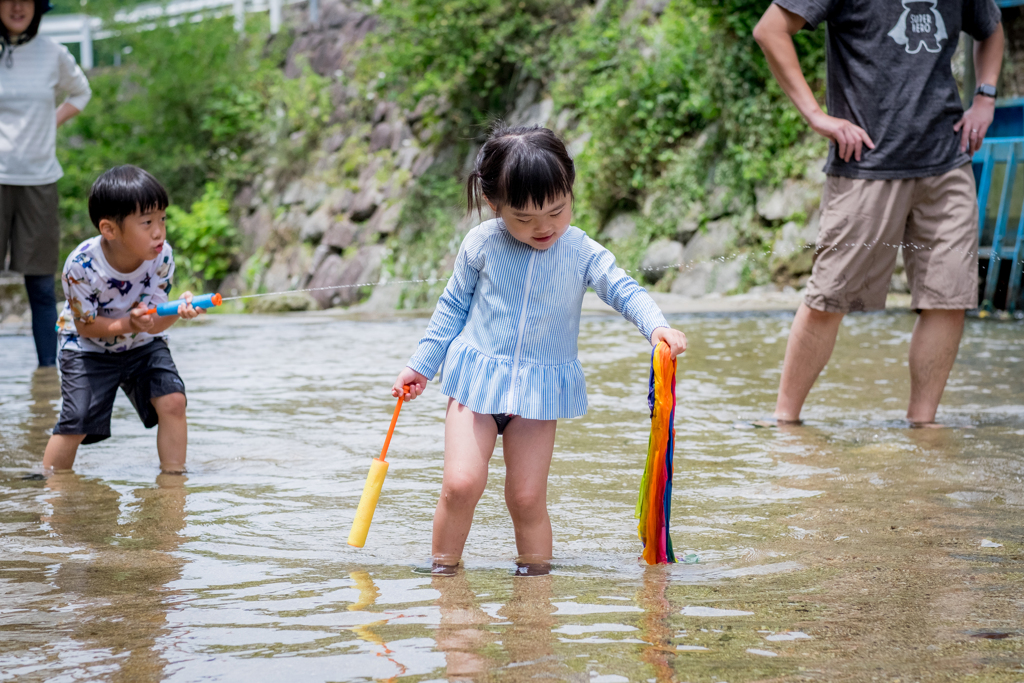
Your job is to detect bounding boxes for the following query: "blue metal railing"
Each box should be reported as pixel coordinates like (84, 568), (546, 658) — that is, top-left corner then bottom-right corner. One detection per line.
(988, 98), (1024, 138)
(973, 137), (1024, 312)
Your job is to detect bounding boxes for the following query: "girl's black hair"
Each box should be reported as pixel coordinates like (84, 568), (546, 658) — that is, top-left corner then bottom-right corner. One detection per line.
(466, 123), (575, 217)
(88, 165), (170, 229)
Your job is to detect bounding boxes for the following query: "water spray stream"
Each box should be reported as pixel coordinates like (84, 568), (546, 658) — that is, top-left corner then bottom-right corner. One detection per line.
(210, 239), (1023, 308)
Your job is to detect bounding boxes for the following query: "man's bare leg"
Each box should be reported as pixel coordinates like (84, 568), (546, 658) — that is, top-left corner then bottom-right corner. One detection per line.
(907, 309), (965, 425)
(774, 303), (845, 422)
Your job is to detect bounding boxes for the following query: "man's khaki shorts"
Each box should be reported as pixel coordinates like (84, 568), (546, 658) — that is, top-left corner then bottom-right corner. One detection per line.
(805, 163), (978, 313)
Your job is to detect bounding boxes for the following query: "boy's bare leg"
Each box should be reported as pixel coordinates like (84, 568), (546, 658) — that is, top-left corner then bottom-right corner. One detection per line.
(907, 309), (965, 425)
(152, 392), (188, 473)
(501, 418), (556, 562)
(42, 434), (86, 471)
(774, 303), (845, 422)
(432, 399), (498, 566)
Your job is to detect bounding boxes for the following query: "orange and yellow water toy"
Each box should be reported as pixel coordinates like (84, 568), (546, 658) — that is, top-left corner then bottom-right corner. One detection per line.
(348, 387), (408, 548)
(636, 341), (678, 564)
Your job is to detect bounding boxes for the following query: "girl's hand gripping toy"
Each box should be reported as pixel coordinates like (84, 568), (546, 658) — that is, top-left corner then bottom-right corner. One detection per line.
(348, 387), (408, 548)
(146, 292), (223, 316)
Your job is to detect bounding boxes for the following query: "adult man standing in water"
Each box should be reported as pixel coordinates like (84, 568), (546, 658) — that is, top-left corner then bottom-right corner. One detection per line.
(753, 0), (1004, 425)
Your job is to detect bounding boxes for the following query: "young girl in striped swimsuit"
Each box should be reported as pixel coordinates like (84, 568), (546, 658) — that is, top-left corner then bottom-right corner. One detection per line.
(393, 124), (687, 574)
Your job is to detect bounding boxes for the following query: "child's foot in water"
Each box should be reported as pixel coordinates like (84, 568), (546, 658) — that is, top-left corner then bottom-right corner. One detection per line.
(413, 561), (461, 576)
(512, 556), (551, 577)
(908, 420), (947, 429)
(512, 563), (550, 577)
(734, 418), (804, 429)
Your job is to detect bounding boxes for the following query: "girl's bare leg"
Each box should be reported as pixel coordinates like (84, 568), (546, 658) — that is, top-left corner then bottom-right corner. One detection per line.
(501, 417), (557, 562)
(432, 399), (498, 566)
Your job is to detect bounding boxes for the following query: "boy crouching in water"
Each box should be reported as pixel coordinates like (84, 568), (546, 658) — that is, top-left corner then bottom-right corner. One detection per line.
(43, 165), (201, 474)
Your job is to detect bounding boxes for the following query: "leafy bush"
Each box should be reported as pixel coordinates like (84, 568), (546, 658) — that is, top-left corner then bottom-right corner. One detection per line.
(552, 0), (827, 234)
(551, 0), (713, 232)
(266, 56), (334, 167)
(166, 183), (239, 287)
(56, 16), (293, 262)
(694, 0), (828, 187)
(368, 0), (827, 272)
(388, 161), (468, 309)
(364, 0), (582, 135)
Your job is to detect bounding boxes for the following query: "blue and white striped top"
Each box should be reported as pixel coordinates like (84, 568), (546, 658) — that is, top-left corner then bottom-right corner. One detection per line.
(407, 219), (669, 420)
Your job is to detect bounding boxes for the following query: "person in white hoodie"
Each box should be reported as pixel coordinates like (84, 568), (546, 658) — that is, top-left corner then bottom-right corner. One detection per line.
(0, 0), (91, 367)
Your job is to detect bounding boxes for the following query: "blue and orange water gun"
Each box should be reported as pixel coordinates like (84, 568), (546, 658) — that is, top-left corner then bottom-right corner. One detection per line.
(145, 292), (223, 316)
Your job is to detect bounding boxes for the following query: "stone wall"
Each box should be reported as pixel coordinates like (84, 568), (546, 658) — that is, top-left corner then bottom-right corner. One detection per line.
(224, 0), (919, 311)
(224, 0), (440, 311)
(225, 1), (578, 311)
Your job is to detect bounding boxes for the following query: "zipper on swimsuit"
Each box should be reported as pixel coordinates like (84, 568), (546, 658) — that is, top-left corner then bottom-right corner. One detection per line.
(507, 250), (537, 414)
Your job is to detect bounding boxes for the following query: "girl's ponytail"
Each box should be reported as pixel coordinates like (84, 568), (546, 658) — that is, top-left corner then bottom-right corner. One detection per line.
(465, 168), (484, 217)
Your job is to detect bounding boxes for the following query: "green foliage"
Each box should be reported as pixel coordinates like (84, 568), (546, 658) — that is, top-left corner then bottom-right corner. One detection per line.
(166, 183), (240, 287)
(277, 61), (331, 129)
(369, 0), (827, 287)
(56, 18), (268, 258)
(51, 0), (147, 21)
(364, 0), (581, 133)
(552, 0), (712, 230)
(55, 0), (832, 306)
(693, 0), (828, 183)
(550, 0), (827, 237)
(55, 15), (319, 262)
(387, 161), (467, 309)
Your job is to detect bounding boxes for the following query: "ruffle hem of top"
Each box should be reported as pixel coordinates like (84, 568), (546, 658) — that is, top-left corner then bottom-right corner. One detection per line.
(439, 336), (588, 420)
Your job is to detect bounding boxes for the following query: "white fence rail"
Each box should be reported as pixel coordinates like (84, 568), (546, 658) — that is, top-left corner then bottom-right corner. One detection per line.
(39, 0), (310, 69)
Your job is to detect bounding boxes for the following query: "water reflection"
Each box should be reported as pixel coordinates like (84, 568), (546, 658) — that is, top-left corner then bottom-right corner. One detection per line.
(41, 473), (187, 681)
(639, 567), (675, 682)
(0, 312), (1021, 681)
(433, 571), (496, 679)
(28, 368), (60, 450)
(347, 571), (408, 680)
(498, 574), (562, 679)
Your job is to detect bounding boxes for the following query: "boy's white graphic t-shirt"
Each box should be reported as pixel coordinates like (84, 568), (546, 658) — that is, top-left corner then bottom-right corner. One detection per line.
(57, 236), (175, 353)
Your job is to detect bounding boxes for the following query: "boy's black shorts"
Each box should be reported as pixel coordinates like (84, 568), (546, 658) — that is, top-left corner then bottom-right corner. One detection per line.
(54, 339), (186, 444)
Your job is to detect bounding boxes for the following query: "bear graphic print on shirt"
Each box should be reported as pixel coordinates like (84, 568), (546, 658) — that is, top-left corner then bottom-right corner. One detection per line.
(888, 0), (949, 53)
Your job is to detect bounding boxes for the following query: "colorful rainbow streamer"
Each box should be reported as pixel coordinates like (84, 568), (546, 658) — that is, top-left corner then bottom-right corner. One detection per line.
(636, 341), (677, 564)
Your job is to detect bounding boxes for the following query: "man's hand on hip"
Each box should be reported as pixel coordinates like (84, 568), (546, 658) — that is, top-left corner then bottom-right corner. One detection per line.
(752, 5), (875, 165)
(808, 112), (876, 163)
(954, 97), (995, 155)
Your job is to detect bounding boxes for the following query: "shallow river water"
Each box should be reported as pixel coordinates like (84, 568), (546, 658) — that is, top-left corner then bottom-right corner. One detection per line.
(1, 309), (1022, 682)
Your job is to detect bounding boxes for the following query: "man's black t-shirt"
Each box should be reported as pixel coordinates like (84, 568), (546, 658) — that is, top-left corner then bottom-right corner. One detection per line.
(774, 0), (1002, 179)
